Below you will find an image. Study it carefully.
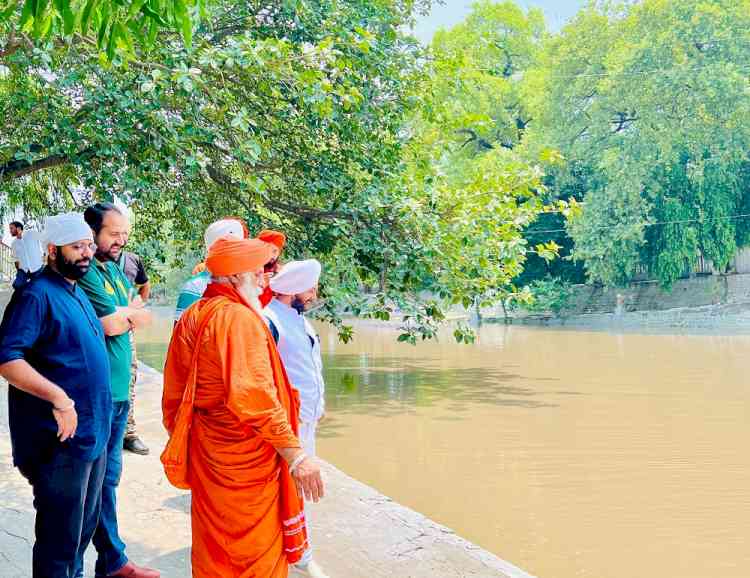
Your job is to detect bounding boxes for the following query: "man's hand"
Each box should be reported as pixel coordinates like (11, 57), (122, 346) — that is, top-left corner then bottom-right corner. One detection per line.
(0, 360), (79, 440)
(128, 307), (152, 329)
(52, 405), (78, 441)
(318, 412), (326, 424)
(292, 457), (325, 503)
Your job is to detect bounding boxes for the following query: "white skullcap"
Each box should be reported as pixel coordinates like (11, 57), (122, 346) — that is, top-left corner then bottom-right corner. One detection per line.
(44, 212), (93, 246)
(204, 219), (245, 250)
(270, 259), (321, 295)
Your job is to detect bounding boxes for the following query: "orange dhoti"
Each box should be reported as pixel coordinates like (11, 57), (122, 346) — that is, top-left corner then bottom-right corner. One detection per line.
(162, 282), (307, 578)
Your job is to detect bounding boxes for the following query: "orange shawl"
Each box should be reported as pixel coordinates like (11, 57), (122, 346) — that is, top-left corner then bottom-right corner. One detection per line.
(162, 283), (308, 575)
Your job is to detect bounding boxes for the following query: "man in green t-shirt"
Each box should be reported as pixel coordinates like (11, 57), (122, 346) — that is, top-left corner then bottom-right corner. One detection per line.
(78, 202), (159, 578)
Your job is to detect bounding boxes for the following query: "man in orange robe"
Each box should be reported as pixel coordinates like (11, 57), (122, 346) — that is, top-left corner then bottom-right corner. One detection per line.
(162, 237), (325, 578)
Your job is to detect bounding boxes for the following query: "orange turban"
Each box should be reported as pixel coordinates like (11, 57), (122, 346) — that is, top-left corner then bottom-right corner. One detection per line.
(257, 229), (286, 250)
(206, 238), (273, 277)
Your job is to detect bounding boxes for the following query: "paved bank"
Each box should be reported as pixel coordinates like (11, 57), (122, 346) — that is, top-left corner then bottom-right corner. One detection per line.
(0, 361), (534, 578)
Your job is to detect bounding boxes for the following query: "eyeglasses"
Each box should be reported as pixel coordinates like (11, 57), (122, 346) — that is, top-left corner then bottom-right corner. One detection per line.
(68, 242), (97, 254)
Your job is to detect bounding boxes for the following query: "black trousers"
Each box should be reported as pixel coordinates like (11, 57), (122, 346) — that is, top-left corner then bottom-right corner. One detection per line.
(17, 447), (107, 578)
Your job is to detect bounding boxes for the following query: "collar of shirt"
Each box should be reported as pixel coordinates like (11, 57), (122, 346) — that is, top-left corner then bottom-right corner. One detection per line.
(269, 298), (305, 322)
(41, 266), (77, 293)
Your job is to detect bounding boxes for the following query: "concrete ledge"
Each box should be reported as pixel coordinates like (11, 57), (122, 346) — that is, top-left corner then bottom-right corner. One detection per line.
(311, 459), (534, 578)
(0, 363), (532, 578)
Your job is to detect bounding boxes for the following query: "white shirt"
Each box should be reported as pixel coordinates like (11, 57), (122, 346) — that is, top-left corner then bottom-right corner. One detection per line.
(11, 231), (44, 273)
(264, 298), (325, 424)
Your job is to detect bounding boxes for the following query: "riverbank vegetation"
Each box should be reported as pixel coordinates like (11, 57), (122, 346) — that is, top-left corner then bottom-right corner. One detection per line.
(2, 0), (749, 338)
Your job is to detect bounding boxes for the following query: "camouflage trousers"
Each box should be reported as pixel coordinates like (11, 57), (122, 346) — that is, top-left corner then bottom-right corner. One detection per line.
(125, 331), (138, 439)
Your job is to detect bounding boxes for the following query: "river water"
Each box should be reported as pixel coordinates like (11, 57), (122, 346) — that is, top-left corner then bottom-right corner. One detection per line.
(137, 315), (750, 578)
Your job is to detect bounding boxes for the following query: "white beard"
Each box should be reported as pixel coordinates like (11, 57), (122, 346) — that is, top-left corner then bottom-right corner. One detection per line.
(247, 293), (263, 314)
(235, 275), (263, 313)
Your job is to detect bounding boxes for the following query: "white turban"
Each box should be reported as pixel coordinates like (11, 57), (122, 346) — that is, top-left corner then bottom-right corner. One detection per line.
(270, 259), (321, 295)
(43, 212), (93, 246)
(204, 219), (245, 250)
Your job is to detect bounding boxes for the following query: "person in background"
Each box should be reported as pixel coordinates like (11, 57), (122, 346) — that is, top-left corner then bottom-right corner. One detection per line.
(163, 237), (324, 578)
(257, 229), (286, 307)
(9, 220), (45, 290)
(79, 202), (159, 578)
(0, 213), (112, 577)
(118, 252), (151, 301)
(173, 217), (247, 322)
(117, 226), (151, 456)
(264, 260), (328, 578)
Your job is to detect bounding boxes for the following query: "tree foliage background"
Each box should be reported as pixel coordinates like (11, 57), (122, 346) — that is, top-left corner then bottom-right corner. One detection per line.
(2, 0), (749, 336)
(526, 0), (750, 289)
(0, 0), (557, 341)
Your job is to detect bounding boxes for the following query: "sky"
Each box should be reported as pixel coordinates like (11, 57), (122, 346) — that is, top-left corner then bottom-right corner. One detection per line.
(412, 0), (587, 43)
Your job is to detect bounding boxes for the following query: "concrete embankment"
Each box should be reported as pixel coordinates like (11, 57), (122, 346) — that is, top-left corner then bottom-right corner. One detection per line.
(0, 361), (534, 578)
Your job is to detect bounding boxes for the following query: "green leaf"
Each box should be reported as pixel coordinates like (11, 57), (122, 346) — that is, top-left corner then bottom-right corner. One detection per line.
(173, 0), (191, 49)
(97, 4), (110, 47)
(114, 21), (133, 54)
(19, 0), (35, 30)
(145, 17), (158, 46)
(106, 23), (117, 60)
(37, 7), (52, 35)
(62, 0), (75, 35)
(140, 3), (167, 26)
(80, 0), (97, 35)
(33, 0), (50, 37)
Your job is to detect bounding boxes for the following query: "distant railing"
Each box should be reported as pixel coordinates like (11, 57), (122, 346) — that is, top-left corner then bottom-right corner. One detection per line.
(0, 242), (15, 283)
(632, 251), (722, 282)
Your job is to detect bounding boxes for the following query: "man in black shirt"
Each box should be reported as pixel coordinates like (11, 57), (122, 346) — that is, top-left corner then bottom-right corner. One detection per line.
(117, 248), (151, 455)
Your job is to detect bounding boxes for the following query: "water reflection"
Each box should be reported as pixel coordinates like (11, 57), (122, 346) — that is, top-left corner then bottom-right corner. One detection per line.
(323, 354), (557, 419)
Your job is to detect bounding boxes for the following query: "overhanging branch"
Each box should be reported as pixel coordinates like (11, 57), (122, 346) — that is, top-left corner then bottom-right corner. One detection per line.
(0, 148), (97, 182)
(206, 163), (353, 221)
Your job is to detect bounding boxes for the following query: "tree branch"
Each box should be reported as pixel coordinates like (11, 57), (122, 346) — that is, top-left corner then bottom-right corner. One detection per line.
(206, 163), (353, 221)
(0, 154), (69, 181)
(0, 148), (96, 182)
(0, 29), (32, 59)
(456, 128), (494, 151)
(611, 111), (638, 133)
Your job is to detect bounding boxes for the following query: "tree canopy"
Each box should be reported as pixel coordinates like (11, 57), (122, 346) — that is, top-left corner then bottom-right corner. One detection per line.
(1, 0), (557, 341)
(5, 0), (746, 336)
(527, 0), (750, 288)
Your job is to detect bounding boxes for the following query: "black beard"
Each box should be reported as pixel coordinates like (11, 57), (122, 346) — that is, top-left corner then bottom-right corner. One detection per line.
(264, 258), (278, 273)
(291, 297), (306, 314)
(96, 246), (121, 262)
(55, 249), (90, 280)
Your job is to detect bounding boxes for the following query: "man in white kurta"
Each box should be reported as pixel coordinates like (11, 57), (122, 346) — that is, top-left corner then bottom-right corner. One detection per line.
(263, 259), (328, 578)
(9, 221), (44, 290)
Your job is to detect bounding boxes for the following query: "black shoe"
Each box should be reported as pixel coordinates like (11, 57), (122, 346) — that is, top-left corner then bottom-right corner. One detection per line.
(123, 436), (150, 455)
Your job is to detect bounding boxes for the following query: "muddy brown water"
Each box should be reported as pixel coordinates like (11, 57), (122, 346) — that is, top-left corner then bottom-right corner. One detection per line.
(137, 313), (750, 578)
